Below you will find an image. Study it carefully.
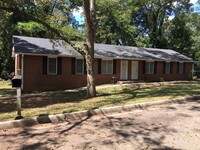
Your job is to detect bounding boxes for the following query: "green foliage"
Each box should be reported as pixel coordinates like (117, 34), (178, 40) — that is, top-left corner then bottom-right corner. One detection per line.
(0, 0), (83, 79)
(0, 11), (15, 79)
(134, 0), (192, 48)
(95, 0), (141, 46)
(16, 22), (46, 37)
(167, 13), (193, 56)
(0, 0), (200, 77)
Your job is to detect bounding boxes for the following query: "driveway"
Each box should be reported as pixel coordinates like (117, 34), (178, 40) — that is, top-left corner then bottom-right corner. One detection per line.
(0, 100), (200, 150)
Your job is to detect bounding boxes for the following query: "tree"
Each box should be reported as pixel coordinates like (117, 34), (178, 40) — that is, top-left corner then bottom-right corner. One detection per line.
(15, 21), (47, 37)
(0, 0), (97, 97)
(186, 12), (200, 71)
(82, 0), (96, 97)
(134, 0), (192, 48)
(0, 11), (15, 79)
(95, 0), (141, 46)
(167, 13), (193, 56)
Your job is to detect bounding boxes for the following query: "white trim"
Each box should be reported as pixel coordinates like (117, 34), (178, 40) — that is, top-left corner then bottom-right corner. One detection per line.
(75, 56), (84, 59)
(101, 57), (114, 60)
(75, 59), (84, 74)
(14, 52), (81, 58)
(146, 60), (154, 62)
(15, 54), (18, 75)
(47, 57), (58, 75)
(13, 52), (195, 63)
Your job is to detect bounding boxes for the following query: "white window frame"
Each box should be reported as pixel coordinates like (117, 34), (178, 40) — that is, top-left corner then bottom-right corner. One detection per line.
(47, 57), (57, 75)
(165, 62), (171, 74)
(179, 62), (184, 74)
(145, 61), (154, 74)
(75, 59), (84, 74)
(101, 60), (113, 74)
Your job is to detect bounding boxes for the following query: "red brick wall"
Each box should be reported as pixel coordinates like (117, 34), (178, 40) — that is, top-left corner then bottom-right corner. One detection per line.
(138, 61), (193, 82)
(22, 55), (193, 91)
(95, 59), (120, 85)
(23, 56), (121, 91)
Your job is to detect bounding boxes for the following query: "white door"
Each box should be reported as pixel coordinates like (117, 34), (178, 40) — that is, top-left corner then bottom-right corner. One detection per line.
(131, 61), (138, 80)
(120, 60), (128, 80)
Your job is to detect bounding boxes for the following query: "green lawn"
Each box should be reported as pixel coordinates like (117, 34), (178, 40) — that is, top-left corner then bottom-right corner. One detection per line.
(0, 80), (200, 121)
(0, 79), (15, 97)
(0, 79), (11, 89)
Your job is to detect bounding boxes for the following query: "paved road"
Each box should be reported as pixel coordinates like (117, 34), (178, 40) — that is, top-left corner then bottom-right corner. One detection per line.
(0, 100), (200, 150)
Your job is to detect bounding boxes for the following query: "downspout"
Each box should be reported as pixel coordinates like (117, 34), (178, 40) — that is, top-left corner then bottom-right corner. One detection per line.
(21, 54), (24, 90)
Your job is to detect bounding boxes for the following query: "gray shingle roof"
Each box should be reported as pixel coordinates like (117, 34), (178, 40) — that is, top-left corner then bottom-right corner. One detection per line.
(13, 36), (81, 56)
(13, 35), (193, 62)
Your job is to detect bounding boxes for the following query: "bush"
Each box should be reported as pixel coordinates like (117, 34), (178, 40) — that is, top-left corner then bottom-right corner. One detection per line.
(0, 70), (9, 80)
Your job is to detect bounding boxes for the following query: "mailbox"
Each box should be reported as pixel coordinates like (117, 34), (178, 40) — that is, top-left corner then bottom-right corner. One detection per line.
(12, 75), (22, 88)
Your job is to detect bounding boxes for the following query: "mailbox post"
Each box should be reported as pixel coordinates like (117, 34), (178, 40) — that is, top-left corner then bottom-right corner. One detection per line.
(12, 75), (23, 119)
(17, 88), (22, 117)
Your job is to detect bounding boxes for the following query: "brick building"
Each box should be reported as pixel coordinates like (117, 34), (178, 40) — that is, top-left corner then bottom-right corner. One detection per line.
(13, 36), (194, 91)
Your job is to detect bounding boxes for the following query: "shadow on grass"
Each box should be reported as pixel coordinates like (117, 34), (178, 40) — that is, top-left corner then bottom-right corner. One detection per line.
(0, 90), (88, 113)
(1, 83), (200, 115)
(0, 88), (16, 97)
(3, 95), (200, 149)
(94, 83), (200, 107)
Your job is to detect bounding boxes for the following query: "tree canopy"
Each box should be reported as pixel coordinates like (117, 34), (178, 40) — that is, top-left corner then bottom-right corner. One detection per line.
(0, 0), (200, 82)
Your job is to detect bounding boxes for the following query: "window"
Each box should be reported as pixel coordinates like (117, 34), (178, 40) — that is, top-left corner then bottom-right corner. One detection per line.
(145, 61), (154, 74)
(48, 57), (57, 74)
(101, 60), (113, 74)
(179, 62), (184, 74)
(165, 62), (171, 74)
(76, 59), (84, 74)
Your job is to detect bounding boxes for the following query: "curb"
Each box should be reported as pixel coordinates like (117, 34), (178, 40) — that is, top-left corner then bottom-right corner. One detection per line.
(0, 95), (200, 130)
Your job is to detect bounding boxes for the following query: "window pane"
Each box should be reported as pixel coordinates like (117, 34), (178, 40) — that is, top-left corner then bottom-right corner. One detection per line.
(149, 62), (154, 74)
(107, 60), (113, 74)
(165, 62), (170, 74)
(179, 63), (183, 74)
(102, 60), (113, 74)
(145, 62), (154, 74)
(101, 60), (106, 74)
(48, 58), (57, 74)
(145, 62), (149, 74)
(76, 59), (84, 74)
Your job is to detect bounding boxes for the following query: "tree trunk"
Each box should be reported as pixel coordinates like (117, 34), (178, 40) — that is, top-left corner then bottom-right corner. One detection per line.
(83, 0), (96, 97)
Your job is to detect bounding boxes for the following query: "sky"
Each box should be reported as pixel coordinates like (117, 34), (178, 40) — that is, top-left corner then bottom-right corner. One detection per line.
(72, 7), (84, 25)
(73, 0), (199, 24)
(191, 0), (198, 4)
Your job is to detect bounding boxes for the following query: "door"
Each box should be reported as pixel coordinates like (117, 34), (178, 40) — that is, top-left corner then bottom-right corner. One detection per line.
(131, 61), (138, 80)
(120, 60), (128, 80)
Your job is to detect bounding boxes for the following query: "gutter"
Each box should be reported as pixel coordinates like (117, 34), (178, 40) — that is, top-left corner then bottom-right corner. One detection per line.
(13, 52), (195, 63)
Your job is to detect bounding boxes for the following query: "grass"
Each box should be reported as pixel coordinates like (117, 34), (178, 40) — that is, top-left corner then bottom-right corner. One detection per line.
(0, 80), (200, 121)
(0, 79), (15, 97)
(0, 79), (11, 89)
